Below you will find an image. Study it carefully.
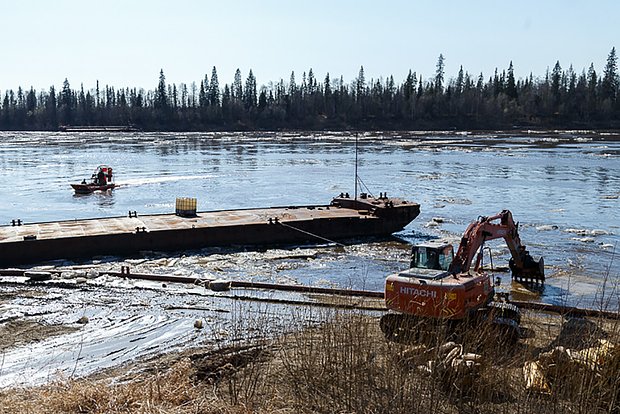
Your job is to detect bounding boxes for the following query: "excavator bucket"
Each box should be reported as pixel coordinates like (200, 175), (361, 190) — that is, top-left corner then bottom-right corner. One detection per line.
(510, 253), (545, 284)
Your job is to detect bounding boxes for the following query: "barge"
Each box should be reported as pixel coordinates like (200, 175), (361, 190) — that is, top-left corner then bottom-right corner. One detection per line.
(0, 194), (420, 266)
(59, 125), (140, 132)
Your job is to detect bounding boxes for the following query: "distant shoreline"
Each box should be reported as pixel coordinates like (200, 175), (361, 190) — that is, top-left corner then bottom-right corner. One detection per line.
(1, 126), (620, 134)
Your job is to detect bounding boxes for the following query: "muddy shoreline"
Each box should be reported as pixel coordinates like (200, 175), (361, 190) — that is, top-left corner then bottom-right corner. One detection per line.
(1, 264), (618, 386)
(1, 293), (618, 413)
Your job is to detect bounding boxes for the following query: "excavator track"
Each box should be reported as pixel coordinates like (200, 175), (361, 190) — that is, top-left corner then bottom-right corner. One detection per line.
(379, 313), (412, 343)
(379, 314), (449, 344)
(477, 301), (522, 343)
(379, 313), (461, 345)
(381, 302), (523, 345)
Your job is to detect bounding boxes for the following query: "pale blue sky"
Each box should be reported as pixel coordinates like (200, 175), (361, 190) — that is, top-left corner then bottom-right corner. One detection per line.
(1, 0), (618, 92)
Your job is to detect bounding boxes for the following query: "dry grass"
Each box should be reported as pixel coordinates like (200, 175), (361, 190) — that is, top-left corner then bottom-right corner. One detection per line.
(0, 306), (619, 414)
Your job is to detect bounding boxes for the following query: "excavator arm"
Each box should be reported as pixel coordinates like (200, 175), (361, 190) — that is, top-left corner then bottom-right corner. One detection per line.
(449, 210), (544, 281)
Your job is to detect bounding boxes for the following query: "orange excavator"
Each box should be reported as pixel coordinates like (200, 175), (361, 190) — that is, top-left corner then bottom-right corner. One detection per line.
(381, 209), (544, 342)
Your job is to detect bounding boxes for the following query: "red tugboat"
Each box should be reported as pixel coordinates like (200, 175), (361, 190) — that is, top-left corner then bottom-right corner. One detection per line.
(71, 165), (115, 194)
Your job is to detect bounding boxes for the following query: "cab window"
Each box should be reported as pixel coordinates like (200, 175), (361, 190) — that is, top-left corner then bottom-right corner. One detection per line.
(438, 246), (454, 271)
(412, 247), (438, 269)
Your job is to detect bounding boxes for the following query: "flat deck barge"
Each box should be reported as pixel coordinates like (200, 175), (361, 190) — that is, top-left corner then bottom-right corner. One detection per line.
(0, 195), (419, 266)
(58, 125), (140, 132)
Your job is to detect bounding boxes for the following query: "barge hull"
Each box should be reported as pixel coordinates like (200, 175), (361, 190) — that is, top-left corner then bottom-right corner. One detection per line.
(0, 196), (419, 266)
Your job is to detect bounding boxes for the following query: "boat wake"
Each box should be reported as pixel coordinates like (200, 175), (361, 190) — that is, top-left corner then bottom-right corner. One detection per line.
(116, 175), (212, 186)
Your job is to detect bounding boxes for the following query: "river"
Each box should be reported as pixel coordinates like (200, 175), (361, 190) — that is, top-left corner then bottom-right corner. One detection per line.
(0, 130), (618, 308)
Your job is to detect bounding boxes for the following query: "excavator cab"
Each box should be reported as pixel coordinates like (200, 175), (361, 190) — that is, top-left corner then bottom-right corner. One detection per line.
(410, 242), (454, 271)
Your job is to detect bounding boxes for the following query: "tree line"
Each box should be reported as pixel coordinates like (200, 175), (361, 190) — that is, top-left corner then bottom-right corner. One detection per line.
(0, 48), (618, 131)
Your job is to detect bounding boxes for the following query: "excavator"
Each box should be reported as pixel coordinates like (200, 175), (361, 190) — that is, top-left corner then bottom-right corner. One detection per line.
(381, 209), (545, 342)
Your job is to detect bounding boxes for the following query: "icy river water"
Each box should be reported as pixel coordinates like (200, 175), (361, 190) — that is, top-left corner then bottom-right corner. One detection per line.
(0, 130), (618, 386)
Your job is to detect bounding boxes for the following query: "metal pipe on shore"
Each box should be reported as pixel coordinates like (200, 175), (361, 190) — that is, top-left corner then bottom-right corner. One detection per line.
(1, 267), (618, 320)
(106, 268), (384, 298)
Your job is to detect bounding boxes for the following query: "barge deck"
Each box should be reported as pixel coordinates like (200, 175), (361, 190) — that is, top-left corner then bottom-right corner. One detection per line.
(0, 195), (419, 266)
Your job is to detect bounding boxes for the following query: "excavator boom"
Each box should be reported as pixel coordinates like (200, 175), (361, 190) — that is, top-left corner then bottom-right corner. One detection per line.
(449, 210), (544, 282)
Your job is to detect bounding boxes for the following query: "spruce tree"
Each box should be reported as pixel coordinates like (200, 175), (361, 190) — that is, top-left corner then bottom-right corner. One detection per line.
(587, 63), (598, 116)
(602, 47), (618, 102)
(551, 61), (562, 108)
(47, 86), (57, 128)
(199, 81), (207, 107)
(245, 69), (257, 109)
(404, 70), (415, 101)
(209, 66), (220, 106)
(324, 73), (331, 96)
(26, 87), (36, 114)
(289, 71), (297, 95)
(59, 78), (73, 125)
(506, 62), (517, 99)
(155, 69), (168, 110)
(233, 69), (243, 102)
(308, 68), (316, 95)
(455, 65), (464, 95)
(435, 54), (445, 93)
(258, 89), (267, 111)
(356, 66), (366, 102)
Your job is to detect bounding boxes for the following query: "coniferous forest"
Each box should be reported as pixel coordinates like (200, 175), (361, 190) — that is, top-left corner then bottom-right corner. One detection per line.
(1, 48), (618, 131)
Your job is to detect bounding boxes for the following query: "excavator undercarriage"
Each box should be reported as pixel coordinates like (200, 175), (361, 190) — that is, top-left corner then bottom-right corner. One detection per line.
(380, 301), (523, 345)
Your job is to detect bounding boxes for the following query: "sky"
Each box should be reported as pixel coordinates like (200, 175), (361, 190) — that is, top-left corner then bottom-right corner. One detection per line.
(1, 0), (618, 92)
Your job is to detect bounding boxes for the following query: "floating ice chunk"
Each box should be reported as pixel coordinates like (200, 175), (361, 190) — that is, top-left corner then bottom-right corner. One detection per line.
(536, 225), (559, 231)
(438, 197), (472, 205)
(565, 228), (609, 236)
(572, 237), (595, 243)
(61, 270), (77, 279)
